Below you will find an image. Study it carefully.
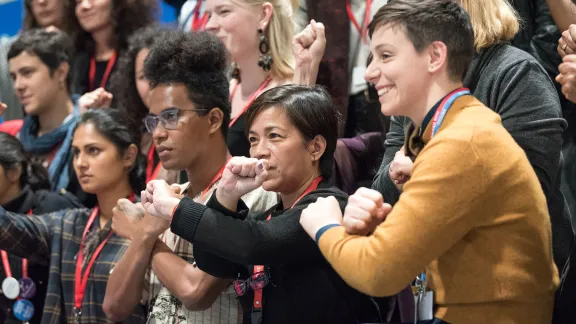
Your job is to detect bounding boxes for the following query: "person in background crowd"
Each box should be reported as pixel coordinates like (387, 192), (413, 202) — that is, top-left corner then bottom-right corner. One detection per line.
(1, 30), (83, 197)
(0, 0), (78, 121)
(79, 25), (181, 185)
(205, 0), (300, 157)
(142, 85), (376, 324)
(179, 0), (209, 32)
(0, 132), (81, 324)
(103, 30), (277, 324)
(373, 0), (571, 269)
(68, 0), (156, 96)
(544, 0), (576, 33)
(0, 109), (147, 323)
(301, 2), (558, 323)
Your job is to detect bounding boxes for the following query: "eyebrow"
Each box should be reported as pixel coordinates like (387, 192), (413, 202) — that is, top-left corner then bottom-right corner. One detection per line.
(248, 126), (286, 134)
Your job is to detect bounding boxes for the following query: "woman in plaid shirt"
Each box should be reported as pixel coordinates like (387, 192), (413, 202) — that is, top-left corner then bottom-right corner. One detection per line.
(0, 109), (148, 324)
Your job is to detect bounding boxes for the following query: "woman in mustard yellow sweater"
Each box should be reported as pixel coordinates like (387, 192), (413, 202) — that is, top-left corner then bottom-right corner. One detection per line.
(300, 1), (559, 323)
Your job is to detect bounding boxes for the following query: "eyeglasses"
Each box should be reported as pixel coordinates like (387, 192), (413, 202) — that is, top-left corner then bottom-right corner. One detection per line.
(142, 107), (208, 133)
(233, 271), (270, 296)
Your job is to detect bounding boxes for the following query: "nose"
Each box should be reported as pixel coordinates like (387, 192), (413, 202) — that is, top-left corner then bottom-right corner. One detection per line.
(75, 152), (88, 171)
(152, 122), (168, 145)
(364, 56), (380, 86)
(13, 76), (25, 92)
(77, 0), (92, 9)
(205, 15), (218, 33)
(250, 140), (271, 160)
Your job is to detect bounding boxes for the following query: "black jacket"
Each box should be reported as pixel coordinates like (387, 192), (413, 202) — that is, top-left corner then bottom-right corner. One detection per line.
(170, 181), (372, 324)
(373, 43), (572, 269)
(0, 186), (81, 324)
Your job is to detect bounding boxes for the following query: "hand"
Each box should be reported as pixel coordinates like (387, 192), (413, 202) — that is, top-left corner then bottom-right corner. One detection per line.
(142, 180), (181, 220)
(218, 157), (269, 200)
(0, 101), (6, 117)
(558, 25), (576, 58)
(557, 55), (576, 103)
(112, 199), (170, 240)
(78, 88), (113, 114)
(343, 188), (392, 236)
(389, 148), (414, 191)
(299, 196), (343, 241)
(293, 19), (326, 67)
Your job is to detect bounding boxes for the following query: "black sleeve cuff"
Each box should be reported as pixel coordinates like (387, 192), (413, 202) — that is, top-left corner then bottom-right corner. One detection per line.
(206, 189), (249, 220)
(170, 197), (207, 242)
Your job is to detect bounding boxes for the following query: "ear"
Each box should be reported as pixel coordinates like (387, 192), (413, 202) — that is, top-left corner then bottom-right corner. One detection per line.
(259, 2), (274, 30)
(123, 144), (139, 169)
(306, 135), (327, 162)
(427, 41), (449, 75)
(6, 166), (22, 185)
(55, 61), (70, 85)
(207, 107), (224, 136)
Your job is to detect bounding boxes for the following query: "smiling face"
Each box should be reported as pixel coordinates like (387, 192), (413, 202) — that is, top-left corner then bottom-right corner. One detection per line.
(248, 107), (320, 194)
(364, 24), (431, 117)
(75, 0), (112, 34)
(205, 0), (262, 62)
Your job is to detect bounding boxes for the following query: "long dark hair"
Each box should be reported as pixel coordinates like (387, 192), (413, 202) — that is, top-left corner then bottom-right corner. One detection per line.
(22, 0), (77, 34)
(0, 133), (50, 191)
(67, 0), (157, 55)
(75, 109), (146, 193)
(110, 25), (167, 129)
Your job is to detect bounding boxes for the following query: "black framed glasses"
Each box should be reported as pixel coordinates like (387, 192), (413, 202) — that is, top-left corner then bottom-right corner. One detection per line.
(142, 107), (208, 133)
(233, 271), (270, 296)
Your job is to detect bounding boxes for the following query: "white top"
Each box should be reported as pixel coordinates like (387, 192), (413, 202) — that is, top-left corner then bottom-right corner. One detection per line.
(178, 0), (207, 31)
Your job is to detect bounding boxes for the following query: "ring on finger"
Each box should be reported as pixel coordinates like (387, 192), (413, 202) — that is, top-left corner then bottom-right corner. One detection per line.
(563, 43), (569, 51)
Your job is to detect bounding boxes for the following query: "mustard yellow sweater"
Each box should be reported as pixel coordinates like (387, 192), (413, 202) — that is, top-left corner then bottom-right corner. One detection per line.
(319, 96), (559, 324)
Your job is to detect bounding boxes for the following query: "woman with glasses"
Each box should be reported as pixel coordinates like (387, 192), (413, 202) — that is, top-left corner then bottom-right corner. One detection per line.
(142, 85), (375, 324)
(0, 109), (148, 323)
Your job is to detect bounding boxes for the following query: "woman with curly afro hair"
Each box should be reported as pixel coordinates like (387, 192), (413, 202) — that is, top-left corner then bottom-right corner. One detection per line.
(68, 0), (157, 96)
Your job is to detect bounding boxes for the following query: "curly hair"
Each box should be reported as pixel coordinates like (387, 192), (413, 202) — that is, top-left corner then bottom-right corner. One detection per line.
(67, 0), (157, 54)
(109, 25), (167, 131)
(144, 30), (231, 138)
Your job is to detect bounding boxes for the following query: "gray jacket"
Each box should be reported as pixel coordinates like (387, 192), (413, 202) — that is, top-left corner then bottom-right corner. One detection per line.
(0, 36), (23, 121)
(373, 43), (572, 268)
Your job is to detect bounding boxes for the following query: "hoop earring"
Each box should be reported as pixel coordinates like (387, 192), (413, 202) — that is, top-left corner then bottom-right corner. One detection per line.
(257, 28), (272, 72)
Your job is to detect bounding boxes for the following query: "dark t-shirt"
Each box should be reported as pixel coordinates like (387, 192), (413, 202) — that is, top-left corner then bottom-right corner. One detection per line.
(227, 113), (250, 157)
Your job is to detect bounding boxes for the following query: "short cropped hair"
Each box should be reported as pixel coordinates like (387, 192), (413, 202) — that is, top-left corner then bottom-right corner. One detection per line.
(245, 85), (338, 179)
(144, 30), (231, 138)
(369, 0), (475, 80)
(8, 29), (74, 91)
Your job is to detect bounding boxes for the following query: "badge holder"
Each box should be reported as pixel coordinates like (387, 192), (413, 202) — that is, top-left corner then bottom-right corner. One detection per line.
(413, 272), (433, 323)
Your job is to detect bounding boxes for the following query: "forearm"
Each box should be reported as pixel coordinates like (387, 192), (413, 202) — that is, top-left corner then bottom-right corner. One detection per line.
(151, 240), (231, 311)
(545, 0), (576, 32)
(293, 60), (321, 86)
(0, 208), (51, 265)
(103, 236), (155, 321)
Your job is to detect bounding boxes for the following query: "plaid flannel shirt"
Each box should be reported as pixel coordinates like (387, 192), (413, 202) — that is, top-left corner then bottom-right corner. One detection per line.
(0, 206), (147, 324)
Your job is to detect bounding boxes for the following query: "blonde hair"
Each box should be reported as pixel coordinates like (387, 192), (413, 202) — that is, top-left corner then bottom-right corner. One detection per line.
(459, 0), (520, 51)
(233, 0), (298, 80)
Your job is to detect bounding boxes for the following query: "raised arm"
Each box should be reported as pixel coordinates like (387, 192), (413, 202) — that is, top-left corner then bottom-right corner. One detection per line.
(0, 207), (53, 266)
(293, 20), (326, 86)
(171, 188), (347, 266)
(545, 0), (576, 33)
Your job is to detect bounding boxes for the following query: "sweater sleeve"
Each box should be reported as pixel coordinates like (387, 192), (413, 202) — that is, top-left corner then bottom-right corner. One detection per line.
(371, 116), (410, 205)
(318, 136), (487, 297)
(171, 188), (347, 266)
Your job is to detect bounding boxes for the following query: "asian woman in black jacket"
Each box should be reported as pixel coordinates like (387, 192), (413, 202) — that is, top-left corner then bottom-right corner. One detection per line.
(142, 85), (376, 324)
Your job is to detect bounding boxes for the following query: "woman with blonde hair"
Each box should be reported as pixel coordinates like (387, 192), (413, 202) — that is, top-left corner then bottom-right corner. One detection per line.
(373, 0), (572, 269)
(205, 0), (323, 157)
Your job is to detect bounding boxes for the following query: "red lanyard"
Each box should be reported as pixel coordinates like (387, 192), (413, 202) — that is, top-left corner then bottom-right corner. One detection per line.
(346, 0), (372, 44)
(1, 210), (33, 279)
(88, 50), (118, 91)
(229, 77), (272, 128)
(191, 0), (209, 32)
(146, 145), (162, 183)
(74, 194), (134, 314)
(253, 176), (323, 310)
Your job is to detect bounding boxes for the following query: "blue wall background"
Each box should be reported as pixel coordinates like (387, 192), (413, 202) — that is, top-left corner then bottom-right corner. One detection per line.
(0, 0), (177, 38)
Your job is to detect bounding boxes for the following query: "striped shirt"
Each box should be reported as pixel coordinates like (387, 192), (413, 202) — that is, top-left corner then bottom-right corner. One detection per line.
(0, 206), (147, 324)
(146, 183), (277, 324)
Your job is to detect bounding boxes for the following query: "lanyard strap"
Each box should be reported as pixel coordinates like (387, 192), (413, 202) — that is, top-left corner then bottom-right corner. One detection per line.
(88, 51), (118, 91)
(346, 0), (372, 44)
(229, 77), (272, 128)
(430, 88), (471, 138)
(191, 0), (209, 32)
(74, 194), (134, 314)
(199, 157), (232, 201)
(252, 176), (323, 311)
(1, 210), (33, 279)
(146, 145), (162, 183)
